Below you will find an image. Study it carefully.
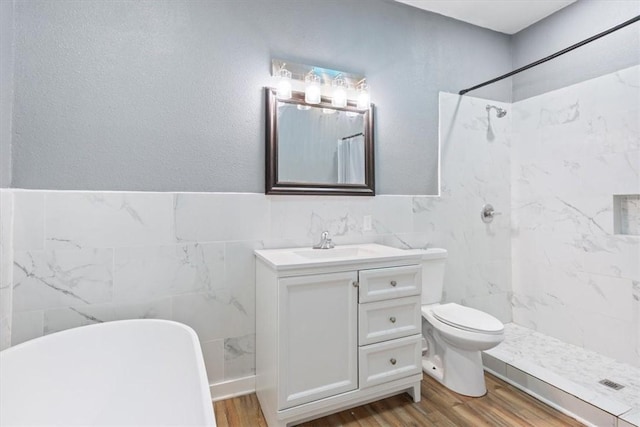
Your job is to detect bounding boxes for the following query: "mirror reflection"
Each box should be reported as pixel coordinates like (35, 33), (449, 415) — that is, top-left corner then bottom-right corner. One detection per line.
(277, 103), (365, 185)
(265, 89), (374, 196)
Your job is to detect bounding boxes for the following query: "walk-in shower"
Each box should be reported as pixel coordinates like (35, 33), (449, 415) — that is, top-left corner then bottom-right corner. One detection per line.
(451, 13), (640, 426)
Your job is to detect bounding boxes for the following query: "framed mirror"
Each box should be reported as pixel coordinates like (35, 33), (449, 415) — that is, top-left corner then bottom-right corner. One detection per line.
(265, 88), (375, 196)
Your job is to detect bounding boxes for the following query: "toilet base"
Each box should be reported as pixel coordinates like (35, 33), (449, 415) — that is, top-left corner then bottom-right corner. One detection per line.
(422, 347), (487, 397)
(421, 358), (443, 382)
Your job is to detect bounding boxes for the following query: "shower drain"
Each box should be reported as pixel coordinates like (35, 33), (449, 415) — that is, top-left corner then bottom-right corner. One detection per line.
(599, 379), (625, 390)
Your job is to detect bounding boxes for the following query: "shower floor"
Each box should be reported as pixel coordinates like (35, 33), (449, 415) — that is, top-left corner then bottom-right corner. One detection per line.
(483, 323), (640, 427)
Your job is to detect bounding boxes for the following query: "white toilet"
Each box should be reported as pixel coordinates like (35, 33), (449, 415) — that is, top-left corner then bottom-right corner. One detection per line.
(417, 248), (504, 397)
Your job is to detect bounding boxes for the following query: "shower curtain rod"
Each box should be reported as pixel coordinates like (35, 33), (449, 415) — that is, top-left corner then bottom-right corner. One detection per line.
(458, 15), (640, 96)
(341, 132), (364, 140)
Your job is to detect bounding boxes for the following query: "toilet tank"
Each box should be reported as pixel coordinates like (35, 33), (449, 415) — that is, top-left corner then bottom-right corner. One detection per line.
(414, 248), (447, 305)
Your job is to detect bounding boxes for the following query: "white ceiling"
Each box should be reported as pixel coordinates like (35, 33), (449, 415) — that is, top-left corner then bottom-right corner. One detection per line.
(395, 0), (577, 34)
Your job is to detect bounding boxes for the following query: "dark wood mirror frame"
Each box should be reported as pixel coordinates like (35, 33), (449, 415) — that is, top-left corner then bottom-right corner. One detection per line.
(265, 87), (375, 196)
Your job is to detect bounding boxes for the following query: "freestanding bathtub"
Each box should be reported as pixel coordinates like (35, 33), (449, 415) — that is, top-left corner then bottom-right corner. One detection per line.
(0, 319), (216, 426)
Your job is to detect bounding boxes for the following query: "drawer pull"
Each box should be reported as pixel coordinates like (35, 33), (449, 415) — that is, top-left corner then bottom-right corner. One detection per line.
(389, 316), (396, 323)
(352, 281), (359, 287)
(390, 358), (397, 365)
(390, 280), (397, 287)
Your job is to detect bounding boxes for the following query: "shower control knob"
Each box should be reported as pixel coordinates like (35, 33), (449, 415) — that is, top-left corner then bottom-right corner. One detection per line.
(389, 316), (396, 323)
(481, 204), (502, 224)
(390, 280), (397, 287)
(390, 358), (397, 365)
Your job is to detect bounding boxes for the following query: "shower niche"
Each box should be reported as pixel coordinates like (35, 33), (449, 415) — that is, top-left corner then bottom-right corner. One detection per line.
(613, 194), (640, 235)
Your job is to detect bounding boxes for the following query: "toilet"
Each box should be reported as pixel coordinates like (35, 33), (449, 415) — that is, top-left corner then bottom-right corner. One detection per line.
(417, 248), (504, 397)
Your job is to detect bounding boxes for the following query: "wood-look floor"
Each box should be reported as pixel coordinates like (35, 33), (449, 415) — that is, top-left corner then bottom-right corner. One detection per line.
(214, 372), (585, 426)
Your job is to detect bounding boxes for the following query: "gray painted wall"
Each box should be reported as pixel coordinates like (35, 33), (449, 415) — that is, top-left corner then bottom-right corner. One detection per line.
(0, 0), (14, 188)
(512, 0), (640, 101)
(10, 0), (511, 194)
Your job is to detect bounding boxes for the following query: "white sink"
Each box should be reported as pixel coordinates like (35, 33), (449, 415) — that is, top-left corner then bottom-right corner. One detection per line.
(293, 247), (377, 260)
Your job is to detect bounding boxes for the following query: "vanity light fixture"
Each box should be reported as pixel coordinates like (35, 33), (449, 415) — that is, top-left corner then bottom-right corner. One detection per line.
(356, 79), (370, 110)
(276, 64), (292, 100)
(331, 74), (348, 108)
(304, 71), (321, 104)
(271, 59), (368, 108)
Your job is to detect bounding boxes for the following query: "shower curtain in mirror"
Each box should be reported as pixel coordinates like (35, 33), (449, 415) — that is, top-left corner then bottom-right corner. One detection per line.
(337, 134), (365, 184)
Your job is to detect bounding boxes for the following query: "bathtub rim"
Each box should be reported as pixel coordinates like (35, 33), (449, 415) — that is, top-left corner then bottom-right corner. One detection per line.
(0, 318), (216, 426)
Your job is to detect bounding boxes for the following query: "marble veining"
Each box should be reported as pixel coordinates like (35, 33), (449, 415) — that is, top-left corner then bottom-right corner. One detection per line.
(12, 248), (113, 312)
(43, 298), (172, 335)
(171, 287), (255, 343)
(539, 101), (580, 126)
(224, 334), (255, 380)
(113, 242), (225, 302)
(44, 192), (175, 249)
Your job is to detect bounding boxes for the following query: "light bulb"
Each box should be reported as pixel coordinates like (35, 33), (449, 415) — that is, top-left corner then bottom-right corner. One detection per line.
(356, 80), (369, 110)
(305, 72), (321, 104)
(276, 67), (292, 100)
(332, 76), (347, 108)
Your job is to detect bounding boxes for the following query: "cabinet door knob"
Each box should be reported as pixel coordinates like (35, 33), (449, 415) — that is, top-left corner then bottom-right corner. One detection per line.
(389, 316), (396, 323)
(390, 280), (397, 287)
(352, 281), (359, 287)
(390, 358), (397, 365)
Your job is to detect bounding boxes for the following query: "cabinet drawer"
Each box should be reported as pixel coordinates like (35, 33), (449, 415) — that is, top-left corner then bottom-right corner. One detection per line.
(359, 296), (421, 346)
(358, 265), (421, 303)
(359, 335), (422, 389)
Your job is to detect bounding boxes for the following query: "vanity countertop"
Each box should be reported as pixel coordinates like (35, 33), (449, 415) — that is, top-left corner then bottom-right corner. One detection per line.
(255, 243), (425, 271)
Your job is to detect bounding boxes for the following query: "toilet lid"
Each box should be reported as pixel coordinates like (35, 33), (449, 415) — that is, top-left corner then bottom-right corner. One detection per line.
(432, 303), (504, 334)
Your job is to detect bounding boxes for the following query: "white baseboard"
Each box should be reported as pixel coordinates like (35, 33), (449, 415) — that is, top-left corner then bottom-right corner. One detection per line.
(210, 375), (256, 402)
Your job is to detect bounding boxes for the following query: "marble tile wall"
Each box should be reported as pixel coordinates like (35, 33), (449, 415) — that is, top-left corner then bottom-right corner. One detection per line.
(511, 65), (640, 367)
(3, 191), (408, 386)
(7, 191), (257, 385)
(413, 93), (513, 322)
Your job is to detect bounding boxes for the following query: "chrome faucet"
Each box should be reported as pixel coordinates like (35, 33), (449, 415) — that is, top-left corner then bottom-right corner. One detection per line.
(313, 231), (335, 249)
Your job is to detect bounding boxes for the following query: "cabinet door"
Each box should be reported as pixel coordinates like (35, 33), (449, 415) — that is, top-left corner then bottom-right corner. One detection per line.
(278, 271), (358, 410)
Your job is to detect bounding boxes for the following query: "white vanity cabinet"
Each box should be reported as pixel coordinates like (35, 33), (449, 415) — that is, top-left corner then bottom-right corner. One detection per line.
(255, 244), (424, 427)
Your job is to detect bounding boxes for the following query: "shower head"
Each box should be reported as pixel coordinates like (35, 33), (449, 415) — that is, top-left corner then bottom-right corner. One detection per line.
(486, 104), (507, 118)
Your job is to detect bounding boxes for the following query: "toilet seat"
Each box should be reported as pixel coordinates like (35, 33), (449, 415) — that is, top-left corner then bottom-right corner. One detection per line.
(431, 303), (503, 335)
